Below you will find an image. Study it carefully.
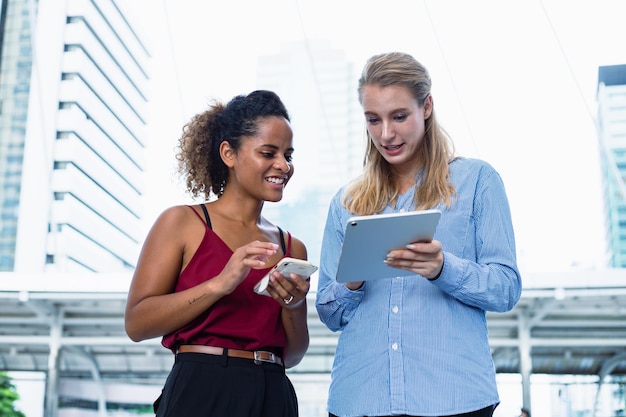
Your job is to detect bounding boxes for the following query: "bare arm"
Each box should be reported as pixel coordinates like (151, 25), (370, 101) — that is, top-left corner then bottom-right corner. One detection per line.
(124, 206), (278, 342)
(265, 237), (310, 368)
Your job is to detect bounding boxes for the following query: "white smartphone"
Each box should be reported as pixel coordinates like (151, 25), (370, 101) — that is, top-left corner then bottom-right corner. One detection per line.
(254, 257), (318, 296)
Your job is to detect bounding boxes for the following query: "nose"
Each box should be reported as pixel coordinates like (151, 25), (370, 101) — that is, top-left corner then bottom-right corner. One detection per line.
(275, 156), (291, 173)
(380, 120), (394, 141)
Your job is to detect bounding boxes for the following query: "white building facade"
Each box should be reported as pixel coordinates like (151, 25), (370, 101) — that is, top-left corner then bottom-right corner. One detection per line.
(0, 0), (149, 274)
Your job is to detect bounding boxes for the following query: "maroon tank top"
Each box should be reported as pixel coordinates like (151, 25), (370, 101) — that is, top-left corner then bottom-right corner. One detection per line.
(161, 205), (292, 356)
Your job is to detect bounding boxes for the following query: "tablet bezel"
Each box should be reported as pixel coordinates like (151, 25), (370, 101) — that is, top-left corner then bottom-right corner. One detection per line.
(335, 209), (441, 283)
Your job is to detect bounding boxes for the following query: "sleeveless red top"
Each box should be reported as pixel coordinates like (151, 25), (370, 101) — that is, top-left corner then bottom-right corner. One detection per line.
(161, 206), (291, 356)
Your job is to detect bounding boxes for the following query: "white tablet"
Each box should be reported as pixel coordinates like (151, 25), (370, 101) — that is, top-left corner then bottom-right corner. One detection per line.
(335, 209), (441, 283)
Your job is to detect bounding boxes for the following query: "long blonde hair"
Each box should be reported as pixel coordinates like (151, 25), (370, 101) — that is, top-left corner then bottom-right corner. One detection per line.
(343, 52), (456, 215)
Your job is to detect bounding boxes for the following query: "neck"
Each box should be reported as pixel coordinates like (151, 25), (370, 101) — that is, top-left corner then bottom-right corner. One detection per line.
(211, 194), (264, 225)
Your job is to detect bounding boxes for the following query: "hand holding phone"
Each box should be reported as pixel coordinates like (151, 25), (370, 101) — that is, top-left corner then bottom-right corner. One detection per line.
(254, 257), (318, 296)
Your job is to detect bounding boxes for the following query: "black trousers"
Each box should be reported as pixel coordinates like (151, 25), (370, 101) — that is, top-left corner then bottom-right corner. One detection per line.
(329, 404), (495, 417)
(155, 352), (298, 417)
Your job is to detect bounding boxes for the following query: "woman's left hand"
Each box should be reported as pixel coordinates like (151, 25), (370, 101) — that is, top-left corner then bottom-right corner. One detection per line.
(384, 240), (444, 280)
(266, 271), (310, 308)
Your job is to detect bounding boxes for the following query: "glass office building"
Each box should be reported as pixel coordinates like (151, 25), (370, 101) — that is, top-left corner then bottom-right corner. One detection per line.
(597, 64), (626, 267)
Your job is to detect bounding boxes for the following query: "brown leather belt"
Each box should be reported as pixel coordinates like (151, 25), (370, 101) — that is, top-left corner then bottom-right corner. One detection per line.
(177, 345), (283, 366)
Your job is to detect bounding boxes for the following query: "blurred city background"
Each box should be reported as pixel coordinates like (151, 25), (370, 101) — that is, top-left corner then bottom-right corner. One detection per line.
(0, 0), (625, 416)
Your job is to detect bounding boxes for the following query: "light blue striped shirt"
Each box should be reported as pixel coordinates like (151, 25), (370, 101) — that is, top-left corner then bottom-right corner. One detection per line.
(316, 157), (522, 417)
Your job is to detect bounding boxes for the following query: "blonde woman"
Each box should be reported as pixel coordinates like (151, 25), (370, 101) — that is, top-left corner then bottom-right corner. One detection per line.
(316, 52), (522, 417)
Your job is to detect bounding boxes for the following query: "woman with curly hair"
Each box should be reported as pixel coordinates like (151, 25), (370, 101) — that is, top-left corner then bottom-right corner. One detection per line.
(125, 90), (310, 416)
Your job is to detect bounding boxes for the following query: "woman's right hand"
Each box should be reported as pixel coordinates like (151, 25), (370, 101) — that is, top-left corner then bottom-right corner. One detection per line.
(213, 240), (279, 295)
(344, 281), (364, 290)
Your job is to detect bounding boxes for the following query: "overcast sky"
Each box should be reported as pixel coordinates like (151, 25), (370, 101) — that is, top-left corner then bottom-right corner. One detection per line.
(129, 0), (626, 274)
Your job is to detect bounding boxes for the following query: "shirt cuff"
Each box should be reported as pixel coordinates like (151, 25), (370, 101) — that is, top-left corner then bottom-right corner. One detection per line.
(335, 281), (364, 304)
(428, 251), (463, 292)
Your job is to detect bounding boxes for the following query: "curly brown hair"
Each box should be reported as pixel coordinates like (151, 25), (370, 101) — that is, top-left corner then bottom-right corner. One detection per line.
(175, 90), (290, 200)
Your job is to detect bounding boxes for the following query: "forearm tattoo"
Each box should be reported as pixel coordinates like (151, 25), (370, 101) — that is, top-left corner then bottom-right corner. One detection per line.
(188, 293), (207, 305)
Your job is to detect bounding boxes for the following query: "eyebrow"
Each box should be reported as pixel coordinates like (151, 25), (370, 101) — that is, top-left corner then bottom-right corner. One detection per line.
(364, 108), (410, 117)
(261, 144), (294, 152)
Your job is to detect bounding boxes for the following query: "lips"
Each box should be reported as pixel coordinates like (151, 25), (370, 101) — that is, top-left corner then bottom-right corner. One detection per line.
(382, 143), (404, 155)
(266, 176), (286, 185)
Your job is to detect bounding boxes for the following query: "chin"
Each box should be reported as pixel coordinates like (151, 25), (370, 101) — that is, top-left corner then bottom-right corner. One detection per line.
(266, 193), (284, 203)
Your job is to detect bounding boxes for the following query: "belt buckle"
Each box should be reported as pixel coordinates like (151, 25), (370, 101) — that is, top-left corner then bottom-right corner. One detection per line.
(253, 350), (276, 365)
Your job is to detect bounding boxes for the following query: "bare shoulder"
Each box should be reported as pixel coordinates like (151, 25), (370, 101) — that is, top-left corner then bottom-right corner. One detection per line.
(146, 204), (204, 240)
(137, 204), (206, 274)
(153, 204), (199, 226)
(259, 216), (309, 261)
(289, 234), (309, 261)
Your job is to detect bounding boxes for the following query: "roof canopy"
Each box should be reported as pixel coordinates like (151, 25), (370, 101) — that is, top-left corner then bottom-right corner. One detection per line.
(0, 270), (625, 381)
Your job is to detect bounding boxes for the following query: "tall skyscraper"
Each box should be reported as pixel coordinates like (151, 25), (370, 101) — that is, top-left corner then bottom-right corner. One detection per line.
(255, 41), (365, 416)
(256, 40), (365, 268)
(597, 64), (626, 267)
(0, 0), (149, 273)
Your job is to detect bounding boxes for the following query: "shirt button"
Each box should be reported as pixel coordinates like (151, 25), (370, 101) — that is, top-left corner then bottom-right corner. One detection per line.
(392, 306), (399, 313)
(392, 343), (399, 350)
(399, 208), (406, 212)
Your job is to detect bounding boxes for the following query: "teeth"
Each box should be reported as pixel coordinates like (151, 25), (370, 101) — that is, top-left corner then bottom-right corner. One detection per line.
(266, 177), (285, 184)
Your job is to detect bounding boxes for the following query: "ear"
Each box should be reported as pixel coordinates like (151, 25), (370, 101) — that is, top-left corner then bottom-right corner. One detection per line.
(423, 95), (433, 119)
(219, 141), (236, 168)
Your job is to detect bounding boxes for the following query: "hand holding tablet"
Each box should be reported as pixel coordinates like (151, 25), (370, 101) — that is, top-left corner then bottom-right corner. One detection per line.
(335, 209), (441, 283)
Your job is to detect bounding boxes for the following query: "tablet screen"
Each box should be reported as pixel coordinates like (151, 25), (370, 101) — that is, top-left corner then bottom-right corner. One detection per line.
(335, 209), (441, 283)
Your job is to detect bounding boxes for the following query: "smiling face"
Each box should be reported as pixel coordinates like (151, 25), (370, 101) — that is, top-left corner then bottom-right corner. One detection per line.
(221, 115), (294, 202)
(361, 84), (432, 176)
